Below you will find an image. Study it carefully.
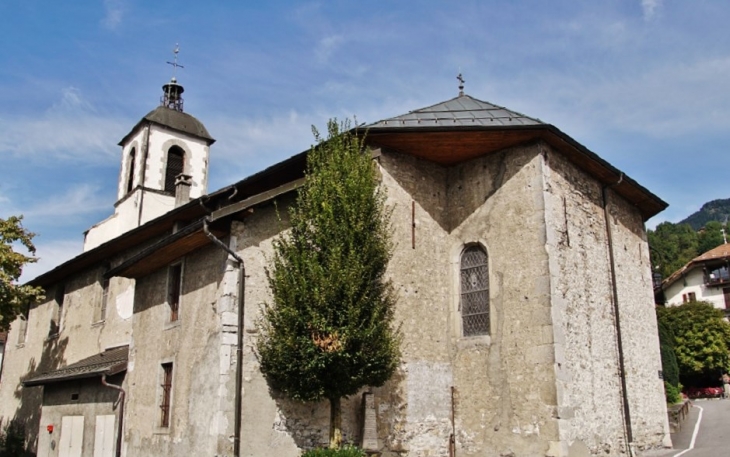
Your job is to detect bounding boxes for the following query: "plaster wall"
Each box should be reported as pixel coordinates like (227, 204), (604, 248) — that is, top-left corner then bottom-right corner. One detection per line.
(231, 145), (563, 457)
(35, 375), (124, 457)
(664, 270), (728, 309)
(123, 244), (228, 457)
(0, 266), (134, 453)
(116, 129), (146, 200)
(85, 214), (119, 251)
(541, 145), (669, 455)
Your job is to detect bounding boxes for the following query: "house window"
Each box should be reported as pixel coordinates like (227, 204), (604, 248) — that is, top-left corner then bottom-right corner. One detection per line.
(160, 363), (173, 427)
(460, 245), (489, 337)
(50, 284), (65, 336)
(164, 146), (185, 194)
(688, 292), (696, 302)
(682, 294), (688, 303)
(168, 263), (182, 322)
(126, 147), (136, 194)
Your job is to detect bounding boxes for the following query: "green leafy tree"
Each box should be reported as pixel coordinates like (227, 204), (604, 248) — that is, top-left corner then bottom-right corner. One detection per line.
(697, 220), (726, 255)
(0, 216), (44, 332)
(648, 222), (699, 279)
(257, 119), (400, 449)
(656, 301), (730, 384)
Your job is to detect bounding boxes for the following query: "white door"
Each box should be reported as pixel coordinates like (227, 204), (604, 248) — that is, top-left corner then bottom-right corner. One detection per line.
(58, 416), (84, 457)
(93, 415), (116, 457)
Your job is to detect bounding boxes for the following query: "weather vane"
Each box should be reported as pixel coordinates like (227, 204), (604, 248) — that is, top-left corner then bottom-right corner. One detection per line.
(457, 73), (465, 96)
(167, 43), (184, 79)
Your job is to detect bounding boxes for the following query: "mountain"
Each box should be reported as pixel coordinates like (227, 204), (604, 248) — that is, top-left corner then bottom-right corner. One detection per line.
(679, 198), (730, 231)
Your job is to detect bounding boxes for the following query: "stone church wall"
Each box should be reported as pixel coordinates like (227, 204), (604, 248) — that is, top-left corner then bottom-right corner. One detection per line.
(233, 144), (568, 457)
(122, 243), (228, 457)
(541, 143), (669, 455)
(0, 262), (135, 455)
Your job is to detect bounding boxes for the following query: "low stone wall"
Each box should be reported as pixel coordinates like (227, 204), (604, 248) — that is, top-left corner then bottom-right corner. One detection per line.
(667, 401), (691, 433)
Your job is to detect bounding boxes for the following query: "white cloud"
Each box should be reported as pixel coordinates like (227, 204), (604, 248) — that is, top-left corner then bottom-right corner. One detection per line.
(315, 34), (345, 63)
(20, 238), (83, 283)
(22, 183), (109, 220)
(641, 0), (662, 21)
(0, 86), (127, 163)
(102, 0), (126, 30)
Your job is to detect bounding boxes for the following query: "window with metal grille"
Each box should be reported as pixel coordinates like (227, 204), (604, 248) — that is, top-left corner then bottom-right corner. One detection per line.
(126, 148), (136, 194)
(164, 146), (185, 193)
(160, 363), (173, 427)
(460, 245), (489, 337)
(168, 263), (182, 322)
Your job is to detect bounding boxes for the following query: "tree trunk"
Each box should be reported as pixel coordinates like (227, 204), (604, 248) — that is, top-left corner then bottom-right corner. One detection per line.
(329, 396), (342, 449)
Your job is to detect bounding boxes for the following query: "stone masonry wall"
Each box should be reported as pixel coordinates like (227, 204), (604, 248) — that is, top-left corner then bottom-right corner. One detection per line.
(541, 143), (669, 456)
(123, 244), (228, 457)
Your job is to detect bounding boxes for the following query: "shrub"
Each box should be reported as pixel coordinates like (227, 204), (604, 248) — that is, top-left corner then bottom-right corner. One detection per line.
(664, 381), (682, 404)
(0, 419), (26, 457)
(302, 445), (367, 457)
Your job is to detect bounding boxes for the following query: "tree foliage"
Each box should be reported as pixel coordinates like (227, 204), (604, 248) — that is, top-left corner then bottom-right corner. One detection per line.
(656, 301), (730, 384)
(657, 317), (679, 388)
(0, 216), (44, 332)
(648, 222), (700, 279)
(257, 119), (400, 448)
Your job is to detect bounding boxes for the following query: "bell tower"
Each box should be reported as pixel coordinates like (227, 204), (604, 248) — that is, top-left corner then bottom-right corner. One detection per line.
(84, 47), (215, 251)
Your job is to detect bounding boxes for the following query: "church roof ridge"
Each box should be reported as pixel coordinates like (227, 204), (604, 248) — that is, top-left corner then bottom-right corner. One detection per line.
(367, 94), (544, 129)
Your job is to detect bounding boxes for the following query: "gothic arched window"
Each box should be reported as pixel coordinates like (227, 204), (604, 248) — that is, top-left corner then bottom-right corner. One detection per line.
(126, 147), (136, 194)
(164, 146), (185, 193)
(460, 245), (489, 336)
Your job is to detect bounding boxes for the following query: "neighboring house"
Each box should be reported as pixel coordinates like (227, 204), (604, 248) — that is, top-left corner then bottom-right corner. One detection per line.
(0, 76), (671, 457)
(660, 243), (730, 310)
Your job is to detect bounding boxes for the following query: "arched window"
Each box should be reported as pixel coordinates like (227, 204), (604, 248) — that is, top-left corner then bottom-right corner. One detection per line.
(126, 148), (136, 194)
(460, 245), (489, 336)
(164, 146), (185, 193)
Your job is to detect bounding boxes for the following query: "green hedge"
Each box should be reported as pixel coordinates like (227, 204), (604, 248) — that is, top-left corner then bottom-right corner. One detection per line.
(302, 445), (366, 457)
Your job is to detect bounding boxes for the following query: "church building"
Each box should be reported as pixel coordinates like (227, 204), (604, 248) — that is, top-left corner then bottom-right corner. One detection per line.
(0, 72), (671, 457)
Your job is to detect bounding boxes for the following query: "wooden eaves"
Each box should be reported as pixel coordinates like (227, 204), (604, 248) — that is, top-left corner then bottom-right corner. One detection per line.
(107, 178), (306, 279)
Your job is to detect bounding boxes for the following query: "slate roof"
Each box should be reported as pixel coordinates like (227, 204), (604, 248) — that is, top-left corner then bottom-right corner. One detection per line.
(367, 94), (544, 128)
(118, 106), (215, 145)
(23, 345), (129, 387)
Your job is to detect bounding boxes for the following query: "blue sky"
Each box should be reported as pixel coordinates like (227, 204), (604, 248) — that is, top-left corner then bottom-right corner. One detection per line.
(2, 0), (729, 281)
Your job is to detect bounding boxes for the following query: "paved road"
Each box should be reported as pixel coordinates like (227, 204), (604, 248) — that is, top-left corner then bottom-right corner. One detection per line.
(643, 399), (730, 457)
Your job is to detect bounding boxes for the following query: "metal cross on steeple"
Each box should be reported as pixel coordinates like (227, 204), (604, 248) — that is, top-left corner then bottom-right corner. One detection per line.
(457, 73), (465, 96)
(167, 44), (184, 79)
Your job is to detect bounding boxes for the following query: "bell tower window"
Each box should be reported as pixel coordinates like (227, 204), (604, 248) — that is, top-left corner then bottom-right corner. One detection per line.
(164, 146), (185, 194)
(126, 148), (136, 194)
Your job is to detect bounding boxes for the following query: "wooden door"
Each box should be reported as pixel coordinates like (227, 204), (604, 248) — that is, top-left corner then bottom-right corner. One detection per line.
(58, 416), (84, 457)
(93, 415), (116, 457)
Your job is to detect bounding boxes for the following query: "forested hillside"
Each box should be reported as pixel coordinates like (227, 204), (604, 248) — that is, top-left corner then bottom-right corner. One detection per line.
(648, 199), (729, 279)
(679, 198), (730, 231)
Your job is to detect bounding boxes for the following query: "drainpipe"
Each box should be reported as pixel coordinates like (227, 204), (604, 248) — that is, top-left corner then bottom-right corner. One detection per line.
(601, 173), (634, 456)
(203, 217), (245, 457)
(101, 374), (126, 457)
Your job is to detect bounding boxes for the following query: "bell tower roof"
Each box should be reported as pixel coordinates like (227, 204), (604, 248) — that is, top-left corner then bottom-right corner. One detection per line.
(118, 45), (214, 145)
